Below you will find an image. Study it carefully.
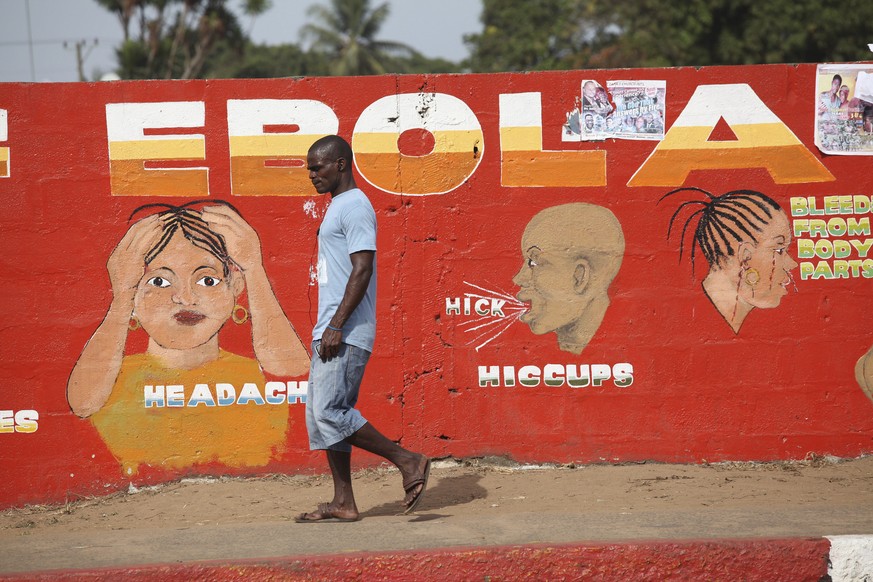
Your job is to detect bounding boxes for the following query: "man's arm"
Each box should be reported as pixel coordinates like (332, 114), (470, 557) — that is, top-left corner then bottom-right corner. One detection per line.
(319, 250), (374, 361)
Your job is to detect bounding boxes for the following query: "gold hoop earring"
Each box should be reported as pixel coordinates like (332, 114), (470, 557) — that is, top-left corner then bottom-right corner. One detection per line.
(232, 305), (249, 325)
(128, 317), (140, 331)
(744, 268), (760, 287)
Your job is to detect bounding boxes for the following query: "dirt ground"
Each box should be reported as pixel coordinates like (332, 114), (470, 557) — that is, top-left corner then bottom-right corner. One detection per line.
(2, 454), (872, 537)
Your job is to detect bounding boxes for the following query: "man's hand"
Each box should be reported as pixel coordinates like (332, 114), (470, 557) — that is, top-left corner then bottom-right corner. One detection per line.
(319, 327), (343, 361)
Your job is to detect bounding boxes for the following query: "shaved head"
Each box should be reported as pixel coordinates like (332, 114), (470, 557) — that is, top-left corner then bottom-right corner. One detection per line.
(307, 134), (356, 197)
(514, 203), (625, 354)
(309, 134), (353, 162)
(522, 203), (625, 286)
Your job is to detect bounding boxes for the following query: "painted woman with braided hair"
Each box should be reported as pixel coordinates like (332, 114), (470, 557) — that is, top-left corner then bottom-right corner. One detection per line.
(67, 201), (309, 475)
(661, 188), (798, 334)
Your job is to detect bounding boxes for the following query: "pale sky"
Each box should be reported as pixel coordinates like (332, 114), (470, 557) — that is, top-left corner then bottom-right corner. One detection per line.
(0, 0), (483, 82)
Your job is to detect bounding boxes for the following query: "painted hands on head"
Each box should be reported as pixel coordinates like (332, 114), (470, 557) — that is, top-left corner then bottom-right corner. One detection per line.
(199, 202), (310, 376)
(107, 214), (164, 297)
(200, 205), (263, 273)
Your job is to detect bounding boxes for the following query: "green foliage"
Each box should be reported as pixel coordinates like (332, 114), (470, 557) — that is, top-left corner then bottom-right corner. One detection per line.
(98, 0), (871, 78)
(584, 0), (873, 68)
(204, 42), (331, 78)
(399, 54), (462, 75)
(463, 0), (585, 72)
(97, 0), (447, 79)
(96, 0), (270, 79)
(464, 0), (873, 71)
(300, 0), (422, 76)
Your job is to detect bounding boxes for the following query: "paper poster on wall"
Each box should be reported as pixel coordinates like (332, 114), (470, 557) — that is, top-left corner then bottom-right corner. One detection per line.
(815, 64), (873, 155)
(563, 80), (666, 142)
(0, 109), (8, 178)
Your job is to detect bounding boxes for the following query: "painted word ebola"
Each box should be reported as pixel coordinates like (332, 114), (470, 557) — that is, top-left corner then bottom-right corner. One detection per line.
(104, 84), (832, 197)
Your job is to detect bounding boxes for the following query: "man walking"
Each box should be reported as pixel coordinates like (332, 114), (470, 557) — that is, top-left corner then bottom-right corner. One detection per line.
(296, 135), (430, 523)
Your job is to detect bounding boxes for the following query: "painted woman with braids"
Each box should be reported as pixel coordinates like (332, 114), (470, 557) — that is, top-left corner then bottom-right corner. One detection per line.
(67, 201), (309, 475)
(661, 188), (798, 334)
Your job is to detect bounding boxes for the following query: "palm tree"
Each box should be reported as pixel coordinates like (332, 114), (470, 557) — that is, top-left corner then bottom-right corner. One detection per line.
(93, 0), (140, 41)
(94, 0), (270, 79)
(301, 0), (421, 76)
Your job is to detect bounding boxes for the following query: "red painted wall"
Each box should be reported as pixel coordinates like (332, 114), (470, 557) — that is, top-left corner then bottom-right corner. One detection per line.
(1, 63), (871, 508)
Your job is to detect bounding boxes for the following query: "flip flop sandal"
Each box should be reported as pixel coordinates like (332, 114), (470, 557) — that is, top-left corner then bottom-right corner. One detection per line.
(402, 458), (431, 514)
(295, 502), (360, 523)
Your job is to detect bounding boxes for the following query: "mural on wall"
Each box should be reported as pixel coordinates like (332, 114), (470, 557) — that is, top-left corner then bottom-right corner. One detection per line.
(445, 203), (625, 356)
(444, 282), (527, 352)
(660, 188), (797, 334)
(500, 92), (606, 187)
(227, 99), (339, 197)
(629, 84), (834, 187)
(106, 102), (210, 197)
(790, 194), (873, 281)
(815, 64), (873, 154)
(513, 203), (625, 354)
(2, 63), (872, 508)
(353, 92), (484, 196)
(66, 200), (310, 476)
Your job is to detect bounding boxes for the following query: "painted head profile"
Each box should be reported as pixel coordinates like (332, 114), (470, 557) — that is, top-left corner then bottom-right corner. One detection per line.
(513, 203), (625, 354)
(856, 344), (873, 404)
(660, 187), (798, 334)
(129, 200), (245, 353)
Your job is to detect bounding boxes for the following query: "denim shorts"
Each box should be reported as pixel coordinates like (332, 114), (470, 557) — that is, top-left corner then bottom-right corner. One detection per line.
(305, 340), (370, 452)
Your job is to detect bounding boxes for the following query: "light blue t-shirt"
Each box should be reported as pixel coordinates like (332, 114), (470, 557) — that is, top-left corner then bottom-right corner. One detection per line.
(313, 188), (377, 352)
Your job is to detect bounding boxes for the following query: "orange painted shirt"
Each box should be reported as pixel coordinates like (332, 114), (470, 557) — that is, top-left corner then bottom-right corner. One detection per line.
(90, 350), (289, 476)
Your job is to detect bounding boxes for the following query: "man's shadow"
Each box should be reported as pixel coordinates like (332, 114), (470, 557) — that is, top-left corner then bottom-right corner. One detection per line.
(359, 472), (487, 521)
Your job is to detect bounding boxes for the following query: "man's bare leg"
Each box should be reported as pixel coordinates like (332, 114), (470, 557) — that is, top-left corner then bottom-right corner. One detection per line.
(346, 422), (429, 507)
(326, 450), (359, 517)
(296, 449), (359, 522)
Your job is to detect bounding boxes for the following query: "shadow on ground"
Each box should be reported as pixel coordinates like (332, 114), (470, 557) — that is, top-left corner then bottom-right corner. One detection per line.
(359, 472), (488, 518)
